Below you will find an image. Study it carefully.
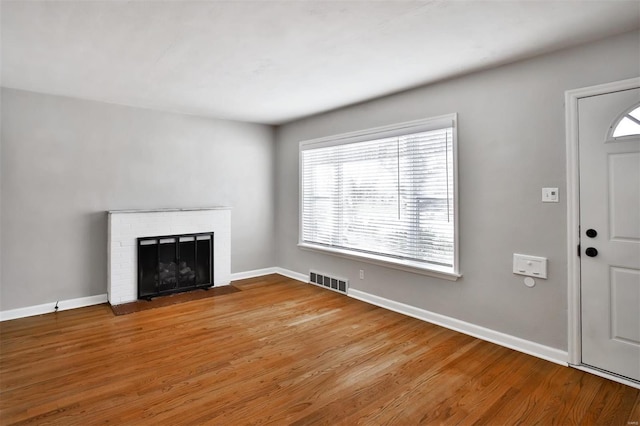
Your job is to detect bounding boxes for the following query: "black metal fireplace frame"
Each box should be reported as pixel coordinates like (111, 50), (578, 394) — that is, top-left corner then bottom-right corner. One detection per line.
(137, 232), (214, 300)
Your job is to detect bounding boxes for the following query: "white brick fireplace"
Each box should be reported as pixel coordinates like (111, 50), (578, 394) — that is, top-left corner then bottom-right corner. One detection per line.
(107, 208), (231, 305)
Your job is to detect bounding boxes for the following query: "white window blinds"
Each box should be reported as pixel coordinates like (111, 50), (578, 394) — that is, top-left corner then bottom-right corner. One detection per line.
(300, 117), (457, 272)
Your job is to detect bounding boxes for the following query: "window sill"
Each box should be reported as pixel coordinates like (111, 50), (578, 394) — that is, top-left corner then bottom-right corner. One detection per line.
(297, 242), (462, 281)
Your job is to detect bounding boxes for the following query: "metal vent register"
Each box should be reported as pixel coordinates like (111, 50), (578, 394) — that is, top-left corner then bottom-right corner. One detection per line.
(309, 271), (348, 294)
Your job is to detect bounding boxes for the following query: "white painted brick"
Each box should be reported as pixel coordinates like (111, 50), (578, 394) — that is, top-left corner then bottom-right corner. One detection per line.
(107, 208), (231, 305)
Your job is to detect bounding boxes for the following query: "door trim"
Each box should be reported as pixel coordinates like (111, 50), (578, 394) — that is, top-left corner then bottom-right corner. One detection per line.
(565, 77), (640, 388)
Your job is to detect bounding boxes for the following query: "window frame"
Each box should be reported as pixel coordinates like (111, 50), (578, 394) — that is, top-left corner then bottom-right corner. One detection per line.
(298, 114), (461, 281)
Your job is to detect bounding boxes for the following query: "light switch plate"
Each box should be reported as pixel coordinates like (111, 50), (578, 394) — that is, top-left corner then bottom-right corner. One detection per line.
(542, 187), (559, 203)
(513, 254), (548, 279)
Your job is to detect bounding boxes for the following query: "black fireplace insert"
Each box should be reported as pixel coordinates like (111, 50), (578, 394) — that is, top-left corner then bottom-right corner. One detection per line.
(137, 232), (214, 300)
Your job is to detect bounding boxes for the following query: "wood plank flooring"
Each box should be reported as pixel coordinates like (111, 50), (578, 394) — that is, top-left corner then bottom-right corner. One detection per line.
(1, 274), (638, 425)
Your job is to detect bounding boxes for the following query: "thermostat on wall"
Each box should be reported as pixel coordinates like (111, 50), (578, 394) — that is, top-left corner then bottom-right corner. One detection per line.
(542, 188), (559, 203)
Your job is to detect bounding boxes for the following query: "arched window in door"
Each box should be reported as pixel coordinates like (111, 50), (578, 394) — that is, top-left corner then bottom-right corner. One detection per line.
(609, 103), (640, 139)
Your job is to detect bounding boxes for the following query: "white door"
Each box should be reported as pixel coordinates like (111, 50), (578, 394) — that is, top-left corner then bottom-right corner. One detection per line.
(579, 87), (640, 382)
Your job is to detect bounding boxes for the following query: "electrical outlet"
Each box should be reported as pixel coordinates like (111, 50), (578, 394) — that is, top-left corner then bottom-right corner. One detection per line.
(359, 270), (364, 279)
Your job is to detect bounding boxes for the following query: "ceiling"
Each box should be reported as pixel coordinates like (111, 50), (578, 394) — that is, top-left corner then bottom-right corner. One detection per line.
(1, 1), (638, 125)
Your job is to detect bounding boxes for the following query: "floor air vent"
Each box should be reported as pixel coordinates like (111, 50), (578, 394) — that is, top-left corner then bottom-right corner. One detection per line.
(309, 271), (348, 294)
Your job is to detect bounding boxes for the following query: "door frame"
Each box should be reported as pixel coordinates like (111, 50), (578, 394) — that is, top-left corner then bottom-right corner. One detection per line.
(565, 77), (640, 388)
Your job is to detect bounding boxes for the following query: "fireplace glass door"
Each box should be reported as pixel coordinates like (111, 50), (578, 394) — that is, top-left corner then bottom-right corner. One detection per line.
(137, 232), (214, 299)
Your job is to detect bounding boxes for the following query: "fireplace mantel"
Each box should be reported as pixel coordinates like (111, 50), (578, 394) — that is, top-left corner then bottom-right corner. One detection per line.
(108, 207), (231, 214)
(107, 208), (231, 305)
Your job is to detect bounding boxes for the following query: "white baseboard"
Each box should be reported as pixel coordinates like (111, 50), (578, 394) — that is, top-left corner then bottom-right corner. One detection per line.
(348, 288), (568, 366)
(1, 267), (308, 322)
(230, 267), (308, 284)
(4, 269), (569, 370)
(273, 267), (309, 283)
(0, 294), (108, 322)
(229, 269), (568, 366)
(230, 267), (279, 281)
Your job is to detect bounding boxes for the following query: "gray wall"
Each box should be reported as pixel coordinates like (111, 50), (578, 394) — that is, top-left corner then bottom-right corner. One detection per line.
(1, 89), (275, 310)
(1, 30), (638, 352)
(274, 30), (640, 351)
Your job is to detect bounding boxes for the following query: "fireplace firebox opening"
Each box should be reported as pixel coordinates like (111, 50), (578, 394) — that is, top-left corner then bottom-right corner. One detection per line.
(137, 232), (214, 300)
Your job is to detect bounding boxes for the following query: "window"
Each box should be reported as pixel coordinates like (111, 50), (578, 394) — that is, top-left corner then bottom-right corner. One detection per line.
(610, 103), (640, 138)
(299, 115), (459, 279)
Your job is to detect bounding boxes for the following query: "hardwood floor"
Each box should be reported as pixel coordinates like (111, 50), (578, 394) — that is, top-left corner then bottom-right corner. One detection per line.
(1, 274), (638, 425)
